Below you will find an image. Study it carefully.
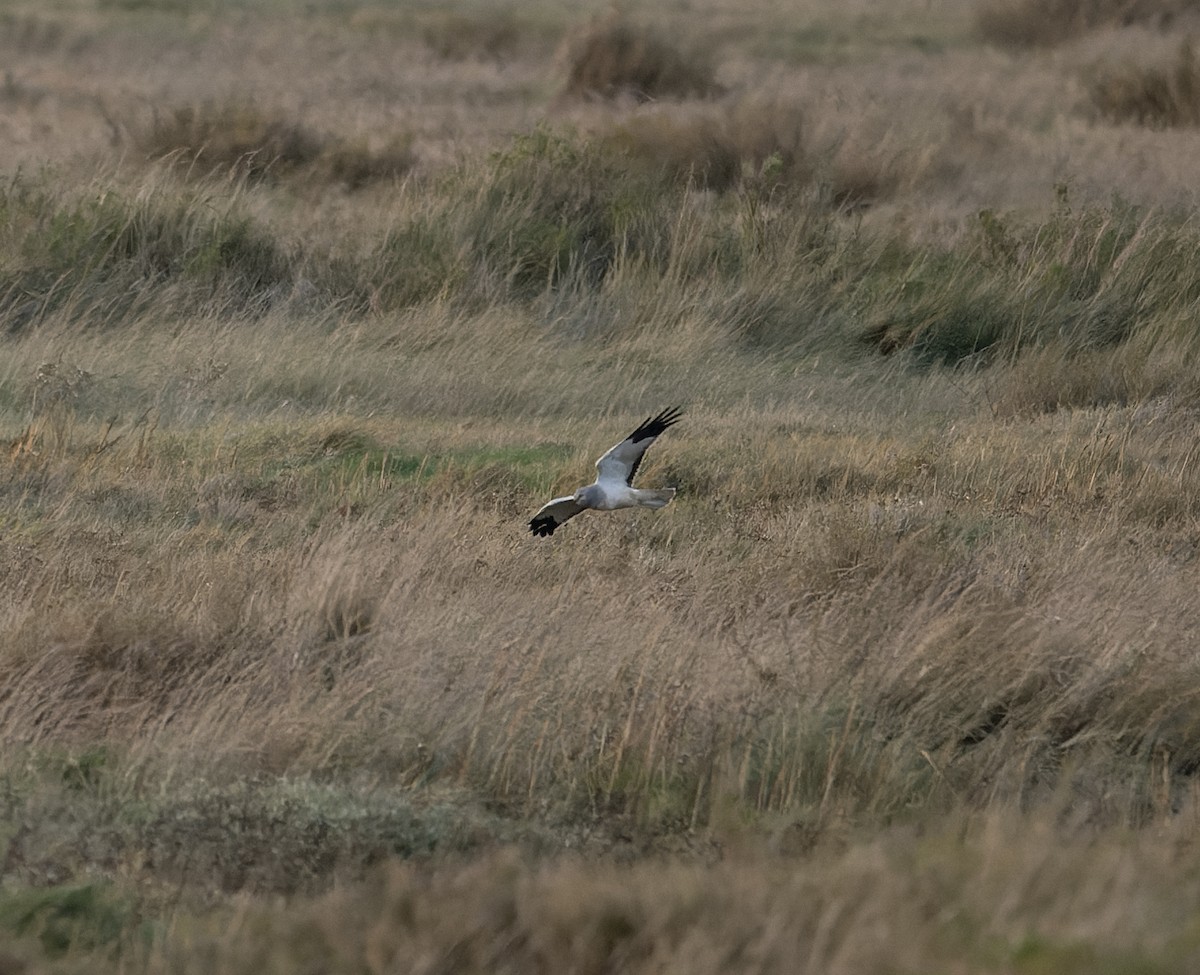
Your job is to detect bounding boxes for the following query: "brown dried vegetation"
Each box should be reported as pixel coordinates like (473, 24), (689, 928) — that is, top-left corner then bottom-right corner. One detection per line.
(140, 100), (415, 188)
(976, 0), (1198, 47)
(1089, 39), (1200, 126)
(6, 0), (1200, 971)
(560, 14), (722, 102)
(599, 97), (806, 190)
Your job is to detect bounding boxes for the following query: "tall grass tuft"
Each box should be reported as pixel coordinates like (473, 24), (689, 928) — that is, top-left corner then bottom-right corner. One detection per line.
(1089, 40), (1200, 128)
(858, 198), (1200, 363)
(976, 0), (1192, 47)
(140, 99), (414, 188)
(461, 129), (671, 296)
(143, 100), (323, 181)
(333, 129), (678, 310)
(560, 14), (721, 102)
(599, 98), (807, 191)
(419, 10), (522, 61)
(0, 176), (290, 329)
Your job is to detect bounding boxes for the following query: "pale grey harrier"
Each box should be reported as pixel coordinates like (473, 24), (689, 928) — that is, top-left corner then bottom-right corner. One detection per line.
(529, 407), (683, 537)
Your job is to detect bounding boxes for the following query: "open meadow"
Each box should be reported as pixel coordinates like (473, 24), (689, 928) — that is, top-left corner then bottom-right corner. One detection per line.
(6, 0), (1200, 970)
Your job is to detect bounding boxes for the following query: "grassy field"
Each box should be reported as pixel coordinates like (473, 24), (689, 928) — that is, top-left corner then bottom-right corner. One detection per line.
(5, 0), (1200, 970)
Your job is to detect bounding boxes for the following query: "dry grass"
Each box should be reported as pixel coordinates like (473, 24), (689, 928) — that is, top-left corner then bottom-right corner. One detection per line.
(136, 817), (1200, 974)
(419, 10), (523, 61)
(139, 99), (415, 188)
(559, 13), (722, 102)
(8, 0), (1200, 971)
(1089, 38), (1200, 126)
(976, 0), (1197, 47)
(596, 97), (807, 191)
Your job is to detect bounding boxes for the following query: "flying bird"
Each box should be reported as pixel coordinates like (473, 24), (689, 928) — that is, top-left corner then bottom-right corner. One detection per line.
(529, 407), (683, 537)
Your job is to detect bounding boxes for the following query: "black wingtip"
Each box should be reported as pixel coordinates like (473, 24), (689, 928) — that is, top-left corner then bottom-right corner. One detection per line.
(529, 517), (557, 537)
(628, 406), (684, 444)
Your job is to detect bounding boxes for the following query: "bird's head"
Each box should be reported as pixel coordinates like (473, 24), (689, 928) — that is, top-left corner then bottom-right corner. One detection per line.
(574, 485), (601, 508)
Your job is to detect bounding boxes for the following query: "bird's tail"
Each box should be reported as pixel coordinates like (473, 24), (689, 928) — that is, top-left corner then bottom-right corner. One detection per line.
(632, 487), (676, 509)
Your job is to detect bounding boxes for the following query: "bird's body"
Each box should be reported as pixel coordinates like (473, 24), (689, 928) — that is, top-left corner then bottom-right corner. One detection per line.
(529, 407), (682, 537)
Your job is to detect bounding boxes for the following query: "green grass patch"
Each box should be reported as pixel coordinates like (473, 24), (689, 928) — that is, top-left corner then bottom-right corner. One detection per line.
(0, 884), (133, 958)
(272, 433), (573, 494)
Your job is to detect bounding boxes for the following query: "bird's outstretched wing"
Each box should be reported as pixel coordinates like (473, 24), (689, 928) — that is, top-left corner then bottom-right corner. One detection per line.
(594, 407), (683, 486)
(529, 495), (586, 537)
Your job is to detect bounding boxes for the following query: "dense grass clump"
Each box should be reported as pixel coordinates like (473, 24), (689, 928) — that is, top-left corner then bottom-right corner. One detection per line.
(0, 883), (131, 958)
(140, 100), (415, 188)
(418, 9), (522, 60)
(339, 130), (678, 309)
(560, 14), (721, 102)
(460, 129), (673, 295)
(976, 0), (1196, 47)
(143, 100), (323, 180)
(599, 98), (807, 192)
(858, 198), (1200, 363)
(0, 179), (289, 329)
(1090, 40), (1200, 127)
